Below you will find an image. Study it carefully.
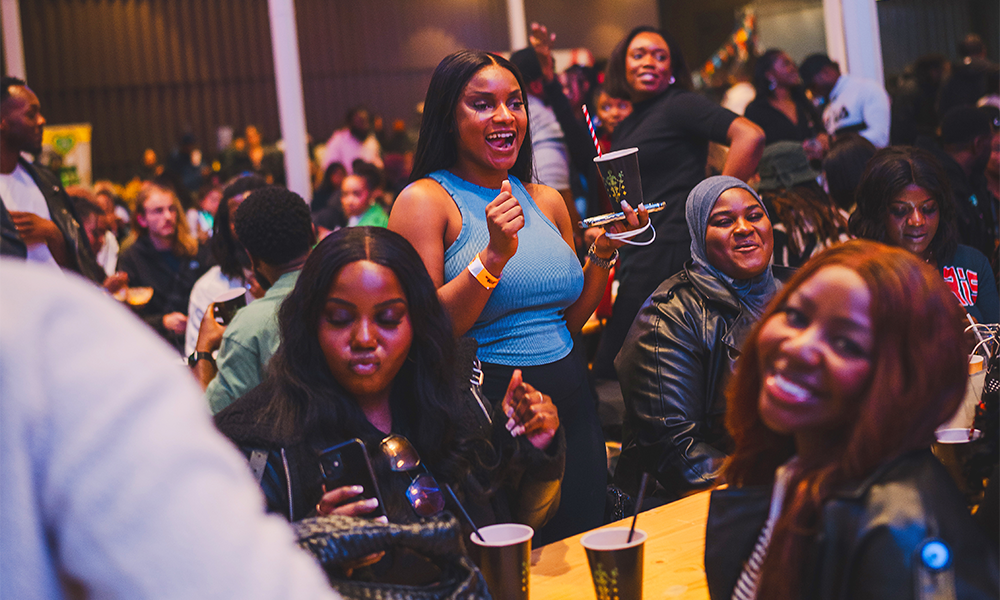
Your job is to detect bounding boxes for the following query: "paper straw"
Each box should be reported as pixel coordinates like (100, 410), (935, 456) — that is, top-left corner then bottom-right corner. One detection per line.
(583, 105), (602, 157)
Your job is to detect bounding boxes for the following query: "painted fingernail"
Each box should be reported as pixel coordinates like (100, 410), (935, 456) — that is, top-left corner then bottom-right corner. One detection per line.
(351, 485), (364, 494)
(504, 406), (514, 418)
(621, 200), (628, 210)
(638, 203), (646, 211)
(364, 498), (379, 508)
(506, 417), (516, 431)
(513, 425), (526, 436)
(375, 515), (389, 524)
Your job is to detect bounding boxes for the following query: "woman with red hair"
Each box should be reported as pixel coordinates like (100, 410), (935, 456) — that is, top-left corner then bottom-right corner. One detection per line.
(705, 240), (998, 599)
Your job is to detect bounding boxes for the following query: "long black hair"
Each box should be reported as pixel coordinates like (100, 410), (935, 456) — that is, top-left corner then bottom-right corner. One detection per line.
(849, 146), (958, 265)
(752, 49), (823, 132)
(604, 26), (692, 100)
(211, 174), (267, 279)
(261, 227), (483, 486)
(409, 50), (533, 183)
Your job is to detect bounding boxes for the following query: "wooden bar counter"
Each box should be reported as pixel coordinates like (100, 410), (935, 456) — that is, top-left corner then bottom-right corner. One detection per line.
(529, 491), (711, 600)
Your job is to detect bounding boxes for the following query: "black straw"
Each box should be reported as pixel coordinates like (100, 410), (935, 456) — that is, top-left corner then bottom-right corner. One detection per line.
(628, 472), (650, 543)
(445, 483), (485, 542)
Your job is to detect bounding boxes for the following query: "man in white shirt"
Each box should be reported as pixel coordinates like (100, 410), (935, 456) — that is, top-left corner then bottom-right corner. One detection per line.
(0, 76), (104, 281)
(320, 106), (383, 173)
(0, 260), (341, 600)
(800, 54), (891, 149)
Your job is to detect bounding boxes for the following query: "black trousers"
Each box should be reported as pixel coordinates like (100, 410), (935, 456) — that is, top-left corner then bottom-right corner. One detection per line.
(480, 345), (606, 546)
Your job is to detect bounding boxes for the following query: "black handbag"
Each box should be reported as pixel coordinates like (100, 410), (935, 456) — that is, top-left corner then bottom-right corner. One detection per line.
(293, 512), (491, 600)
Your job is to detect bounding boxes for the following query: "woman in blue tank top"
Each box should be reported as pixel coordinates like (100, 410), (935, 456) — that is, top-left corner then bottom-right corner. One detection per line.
(390, 49), (648, 544)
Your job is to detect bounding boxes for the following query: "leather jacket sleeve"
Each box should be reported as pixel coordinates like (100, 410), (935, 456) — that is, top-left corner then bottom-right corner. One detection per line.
(615, 283), (729, 499)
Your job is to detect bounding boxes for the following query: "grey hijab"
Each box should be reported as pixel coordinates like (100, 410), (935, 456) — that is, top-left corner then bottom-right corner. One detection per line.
(686, 175), (777, 319)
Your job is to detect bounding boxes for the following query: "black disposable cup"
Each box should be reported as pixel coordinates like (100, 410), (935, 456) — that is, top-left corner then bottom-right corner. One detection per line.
(581, 527), (646, 600)
(593, 147), (643, 210)
(469, 523), (533, 600)
(212, 288), (248, 325)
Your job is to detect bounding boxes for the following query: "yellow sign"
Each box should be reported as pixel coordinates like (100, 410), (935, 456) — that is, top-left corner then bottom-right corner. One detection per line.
(42, 123), (92, 187)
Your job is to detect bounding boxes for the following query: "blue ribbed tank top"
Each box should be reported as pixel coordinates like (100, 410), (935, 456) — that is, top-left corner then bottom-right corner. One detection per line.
(431, 170), (584, 366)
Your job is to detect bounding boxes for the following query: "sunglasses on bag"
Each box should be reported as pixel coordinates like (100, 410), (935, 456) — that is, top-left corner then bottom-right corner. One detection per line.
(379, 434), (446, 517)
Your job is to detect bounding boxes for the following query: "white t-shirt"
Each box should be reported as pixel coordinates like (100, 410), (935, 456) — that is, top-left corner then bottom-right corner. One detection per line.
(0, 261), (340, 600)
(0, 163), (60, 268)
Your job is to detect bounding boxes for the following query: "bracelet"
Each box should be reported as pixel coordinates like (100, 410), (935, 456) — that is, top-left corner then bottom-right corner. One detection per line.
(468, 253), (500, 290)
(587, 242), (618, 270)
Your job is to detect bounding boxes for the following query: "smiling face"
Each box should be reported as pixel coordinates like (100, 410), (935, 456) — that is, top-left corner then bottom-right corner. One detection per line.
(884, 184), (940, 259)
(704, 188), (774, 279)
(451, 64), (527, 186)
(1, 85), (46, 155)
(318, 260), (413, 408)
(625, 32), (672, 102)
(757, 266), (874, 458)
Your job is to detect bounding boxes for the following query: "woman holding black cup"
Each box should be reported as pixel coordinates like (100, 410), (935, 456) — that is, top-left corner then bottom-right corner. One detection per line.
(390, 49), (649, 543)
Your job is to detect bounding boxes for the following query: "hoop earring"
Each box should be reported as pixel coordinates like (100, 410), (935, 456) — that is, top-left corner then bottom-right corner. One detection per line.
(668, 75), (676, 85)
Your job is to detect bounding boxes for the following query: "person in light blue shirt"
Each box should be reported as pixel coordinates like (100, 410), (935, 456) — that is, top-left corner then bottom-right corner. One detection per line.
(193, 186), (316, 413)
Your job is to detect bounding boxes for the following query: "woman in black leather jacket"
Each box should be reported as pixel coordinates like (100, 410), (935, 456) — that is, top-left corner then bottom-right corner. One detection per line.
(214, 227), (564, 539)
(706, 240), (998, 599)
(615, 176), (786, 503)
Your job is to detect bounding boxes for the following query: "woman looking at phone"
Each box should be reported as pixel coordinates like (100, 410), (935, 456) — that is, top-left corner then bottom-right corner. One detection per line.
(850, 146), (998, 323)
(591, 26), (765, 379)
(389, 50), (647, 543)
(214, 228), (563, 539)
(705, 240), (998, 599)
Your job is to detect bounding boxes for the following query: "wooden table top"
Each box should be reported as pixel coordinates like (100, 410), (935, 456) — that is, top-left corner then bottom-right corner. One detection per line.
(529, 491), (711, 600)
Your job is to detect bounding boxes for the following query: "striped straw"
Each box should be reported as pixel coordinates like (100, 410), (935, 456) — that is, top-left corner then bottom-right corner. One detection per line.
(583, 105), (602, 157)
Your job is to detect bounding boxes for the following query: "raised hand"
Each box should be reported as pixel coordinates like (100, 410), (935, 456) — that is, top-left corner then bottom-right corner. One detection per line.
(529, 23), (556, 82)
(501, 369), (559, 451)
(482, 179), (523, 275)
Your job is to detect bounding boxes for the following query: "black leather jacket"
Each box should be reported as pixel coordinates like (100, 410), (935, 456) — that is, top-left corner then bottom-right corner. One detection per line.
(214, 377), (565, 532)
(0, 159), (104, 282)
(705, 450), (1000, 599)
(614, 261), (792, 502)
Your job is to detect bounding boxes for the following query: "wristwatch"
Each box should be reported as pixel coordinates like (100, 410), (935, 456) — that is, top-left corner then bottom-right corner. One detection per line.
(187, 351), (215, 367)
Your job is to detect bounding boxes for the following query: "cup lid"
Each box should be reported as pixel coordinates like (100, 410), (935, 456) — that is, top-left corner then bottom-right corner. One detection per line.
(470, 523), (534, 547)
(581, 527), (647, 550)
(594, 147), (639, 162)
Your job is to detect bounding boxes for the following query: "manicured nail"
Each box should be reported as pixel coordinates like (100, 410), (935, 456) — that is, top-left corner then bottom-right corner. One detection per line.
(621, 200), (628, 210)
(375, 515), (389, 524)
(364, 498), (379, 508)
(351, 485), (364, 494)
(512, 425), (526, 436)
(506, 417), (516, 431)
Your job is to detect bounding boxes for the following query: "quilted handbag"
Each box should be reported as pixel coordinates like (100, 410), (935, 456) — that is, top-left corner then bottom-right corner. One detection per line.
(293, 512), (491, 600)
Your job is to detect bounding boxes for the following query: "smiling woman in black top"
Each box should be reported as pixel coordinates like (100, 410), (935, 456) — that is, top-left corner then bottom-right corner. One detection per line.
(592, 26), (765, 379)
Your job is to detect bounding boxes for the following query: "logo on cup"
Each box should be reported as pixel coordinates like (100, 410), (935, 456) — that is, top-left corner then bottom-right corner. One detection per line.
(604, 170), (627, 204)
(592, 564), (622, 600)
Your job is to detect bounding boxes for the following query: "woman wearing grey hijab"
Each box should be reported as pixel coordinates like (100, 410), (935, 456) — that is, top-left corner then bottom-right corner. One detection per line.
(614, 175), (786, 505)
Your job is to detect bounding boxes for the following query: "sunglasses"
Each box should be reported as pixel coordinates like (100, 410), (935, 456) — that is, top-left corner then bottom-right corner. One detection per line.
(379, 434), (446, 517)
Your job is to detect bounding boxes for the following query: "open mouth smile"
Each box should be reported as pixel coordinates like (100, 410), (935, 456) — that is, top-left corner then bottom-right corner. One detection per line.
(486, 131), (516, 150)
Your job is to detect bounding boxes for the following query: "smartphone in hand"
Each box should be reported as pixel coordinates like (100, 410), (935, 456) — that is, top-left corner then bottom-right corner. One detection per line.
(318, 438), (387, 519)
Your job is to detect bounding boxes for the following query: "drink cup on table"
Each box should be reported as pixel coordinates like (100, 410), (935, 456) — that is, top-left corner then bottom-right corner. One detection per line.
(469, 523), (532, 600)
(581, 527), (646, 600)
